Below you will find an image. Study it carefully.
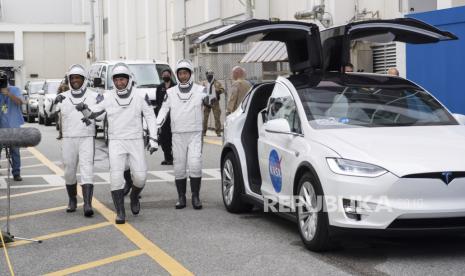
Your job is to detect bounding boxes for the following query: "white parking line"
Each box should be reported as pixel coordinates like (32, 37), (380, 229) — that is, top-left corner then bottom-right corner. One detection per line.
(2, 168), (221, 189)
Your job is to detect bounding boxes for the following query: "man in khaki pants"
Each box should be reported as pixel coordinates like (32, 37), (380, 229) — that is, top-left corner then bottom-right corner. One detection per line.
(202, 70), (224, 136)
(226, 66), (251, 115)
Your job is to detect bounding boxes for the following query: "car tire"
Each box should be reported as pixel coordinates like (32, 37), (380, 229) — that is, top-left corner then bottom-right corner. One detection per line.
(44, 113), (52, 126)
(221, 151), (254, 213)
(38, 113), (44, 125)
(296, 172), (331, 252)
(27, 114), (35, 123)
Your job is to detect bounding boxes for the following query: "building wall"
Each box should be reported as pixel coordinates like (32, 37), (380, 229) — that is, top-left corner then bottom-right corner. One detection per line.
(406, 6), (465, 114)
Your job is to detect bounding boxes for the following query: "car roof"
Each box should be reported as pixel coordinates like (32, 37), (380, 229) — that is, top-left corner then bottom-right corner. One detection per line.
(44, 79), (63, 83)
(92, 59), (169, 66)
(288, 72), (421, 90)
(28, 80), (45, 84)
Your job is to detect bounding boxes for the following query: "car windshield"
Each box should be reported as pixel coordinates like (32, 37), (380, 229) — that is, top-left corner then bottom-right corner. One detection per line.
(297, 82), (458, 129)
(45, 82), (61, 94)
(107, 64), (161, 89)
(29, 83), (44, 94)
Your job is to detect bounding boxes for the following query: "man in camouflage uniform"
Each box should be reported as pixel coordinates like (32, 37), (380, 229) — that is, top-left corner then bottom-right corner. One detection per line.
(202, 70), (224, 137)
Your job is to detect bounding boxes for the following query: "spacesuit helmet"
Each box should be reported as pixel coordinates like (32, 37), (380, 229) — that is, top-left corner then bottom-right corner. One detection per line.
(67, 64), (88, 94)
(175, 59), (194, 89)
(111, 62), (134, 96)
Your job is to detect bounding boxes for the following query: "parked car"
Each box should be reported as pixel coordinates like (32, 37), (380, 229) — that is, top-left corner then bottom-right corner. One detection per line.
(21, 80), (45, 123)
(37, 79), (61, 126)
(88, 60), (175, 140)
(204, 18), (462, 251)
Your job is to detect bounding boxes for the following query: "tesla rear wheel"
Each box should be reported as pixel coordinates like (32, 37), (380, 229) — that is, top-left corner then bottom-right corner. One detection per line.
(221, 151), (253, 213)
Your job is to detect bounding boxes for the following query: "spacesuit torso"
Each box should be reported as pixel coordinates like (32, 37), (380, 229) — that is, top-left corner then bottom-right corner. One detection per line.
(58, 89), (99, 138)
(95, 89), (155, 140)
(159, 83), (206, 133)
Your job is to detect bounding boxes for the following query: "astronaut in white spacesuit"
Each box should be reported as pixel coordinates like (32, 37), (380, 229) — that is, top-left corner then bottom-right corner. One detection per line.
(76, 62), (158, 224)
(156, 59), (209, 210)
(52, 64), (99, 217)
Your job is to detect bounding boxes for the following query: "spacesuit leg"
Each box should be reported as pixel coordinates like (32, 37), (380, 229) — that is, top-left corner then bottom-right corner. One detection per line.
(108, 139), (127, 223)
(128, 139), (147, 215)
(187, 132), (203, 209)
(172, 133), (188, 209)
(79, 137), (95, 217)
(62, 138), (79, 212)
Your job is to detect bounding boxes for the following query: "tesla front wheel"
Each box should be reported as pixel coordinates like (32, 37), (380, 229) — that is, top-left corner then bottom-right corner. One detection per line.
(296, 172), (331, 252)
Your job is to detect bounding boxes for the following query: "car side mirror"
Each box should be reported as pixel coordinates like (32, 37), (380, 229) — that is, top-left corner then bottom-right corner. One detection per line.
(22, 90), (27, 95)
(264, 118), (291, 134)
(38, 90), (45, 95)
(93, 77), (105, 88)
(453, 113), (465, 125)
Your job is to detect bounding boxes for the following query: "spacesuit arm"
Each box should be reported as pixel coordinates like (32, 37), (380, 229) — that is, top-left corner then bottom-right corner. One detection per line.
(142, 94), (158, 140)
(156, 93), (170, 128)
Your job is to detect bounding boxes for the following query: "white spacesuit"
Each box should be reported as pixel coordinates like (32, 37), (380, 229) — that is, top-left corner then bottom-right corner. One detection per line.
(53, 64), (99, 217)
(77, 62), (158, 224)
(156, 59), (208, 210)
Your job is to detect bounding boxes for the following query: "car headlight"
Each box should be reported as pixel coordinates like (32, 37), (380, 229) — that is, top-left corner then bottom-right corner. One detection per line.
(326, 158), (388, 178)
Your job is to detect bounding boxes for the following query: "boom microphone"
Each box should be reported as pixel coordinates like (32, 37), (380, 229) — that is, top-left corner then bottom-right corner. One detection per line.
(0, 128), (41, 147)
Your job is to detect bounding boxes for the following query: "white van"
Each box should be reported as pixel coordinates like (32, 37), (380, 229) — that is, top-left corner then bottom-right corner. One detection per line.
(88, 60), (175, 135)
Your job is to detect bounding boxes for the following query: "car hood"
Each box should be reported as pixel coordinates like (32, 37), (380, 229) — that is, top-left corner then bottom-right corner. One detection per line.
(45, 94), (56, 100)
(317, 125), (465, 177)
(29, 94), (40, 100)
(137, 87), (156, 101)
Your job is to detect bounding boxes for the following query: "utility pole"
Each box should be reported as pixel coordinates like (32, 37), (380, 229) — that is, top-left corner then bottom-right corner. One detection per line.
(245, 0), (253, 19)
(89, 0), (96, 62)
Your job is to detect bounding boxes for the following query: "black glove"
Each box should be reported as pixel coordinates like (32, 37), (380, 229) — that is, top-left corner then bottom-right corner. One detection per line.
(81, 118), (92, 126)
(76, 102), (88, 112)
(147, 138), (158, 155)
(54, 94), (66, 104)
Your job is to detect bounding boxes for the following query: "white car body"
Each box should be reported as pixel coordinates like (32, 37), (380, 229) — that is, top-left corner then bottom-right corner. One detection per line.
(37, 79), (61, 126)
(205, 18), (462, 251)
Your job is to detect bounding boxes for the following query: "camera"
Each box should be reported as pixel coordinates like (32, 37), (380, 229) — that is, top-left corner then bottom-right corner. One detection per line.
(0, 71), (8, 89)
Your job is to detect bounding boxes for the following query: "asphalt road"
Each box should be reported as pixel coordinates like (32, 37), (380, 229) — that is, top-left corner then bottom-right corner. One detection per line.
(0, 122), (465, 275)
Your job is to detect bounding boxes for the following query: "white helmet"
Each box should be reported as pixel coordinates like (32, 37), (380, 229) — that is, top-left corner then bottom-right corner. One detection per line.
(175, 59), (194, 89)
(111, 62), (134, 96)
(67, 64), (88, 94)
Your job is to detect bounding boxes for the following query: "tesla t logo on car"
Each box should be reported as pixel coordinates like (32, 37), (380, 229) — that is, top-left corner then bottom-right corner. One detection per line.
(269, 149), (282, 193)
(441, 172), (454, 185)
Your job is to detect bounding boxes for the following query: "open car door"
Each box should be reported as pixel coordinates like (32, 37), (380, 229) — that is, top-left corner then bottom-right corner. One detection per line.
(202, 19), (323, 74)
(321, 18), (458, 72)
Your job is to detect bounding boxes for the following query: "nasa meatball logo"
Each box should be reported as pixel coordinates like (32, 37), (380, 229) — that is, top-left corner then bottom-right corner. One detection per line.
(269, 149), (282, 193)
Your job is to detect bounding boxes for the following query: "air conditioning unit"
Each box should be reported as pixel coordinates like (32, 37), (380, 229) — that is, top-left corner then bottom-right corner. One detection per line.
(403, 0), (437, 13)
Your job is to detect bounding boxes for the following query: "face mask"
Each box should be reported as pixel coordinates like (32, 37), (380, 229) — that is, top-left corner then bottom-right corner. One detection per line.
(206, 75), (213, 82)
(162, 76), (171, 83)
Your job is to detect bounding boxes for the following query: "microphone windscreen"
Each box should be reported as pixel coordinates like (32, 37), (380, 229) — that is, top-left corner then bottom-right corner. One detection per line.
(0, 128), (41, 147)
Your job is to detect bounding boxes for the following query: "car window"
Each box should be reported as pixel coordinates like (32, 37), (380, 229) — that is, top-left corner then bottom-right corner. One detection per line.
(100, 66), (107, 87)
(29, 83), (44, 94)
(267, 83), (301, 133)
(240, 91), (251, 112)
(107, 64), (161, 89)
(297, 83), (458, 129)
(45, 82), (60, 94)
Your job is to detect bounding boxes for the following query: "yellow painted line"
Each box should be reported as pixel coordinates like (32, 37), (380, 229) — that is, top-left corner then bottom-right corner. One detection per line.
(7, 222), (111, 248)
(27, 147), (63, 176)
(0, 187), (64, 200)
(204, 138), (222, 146)
(28, 147), (194, 276)
(44, 249), (145, 276)
(0, 203), (83, 222)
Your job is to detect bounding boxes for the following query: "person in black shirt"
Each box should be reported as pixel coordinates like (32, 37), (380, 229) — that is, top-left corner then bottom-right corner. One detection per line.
(155, 69), (175, 165)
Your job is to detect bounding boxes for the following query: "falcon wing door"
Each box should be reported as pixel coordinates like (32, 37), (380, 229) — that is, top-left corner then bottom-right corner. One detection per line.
(204, 19), (323, 74)
(321, 18), (458, 72)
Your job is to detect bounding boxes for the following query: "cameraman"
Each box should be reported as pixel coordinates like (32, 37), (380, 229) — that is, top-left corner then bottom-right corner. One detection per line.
(0, 71), (25, 181)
